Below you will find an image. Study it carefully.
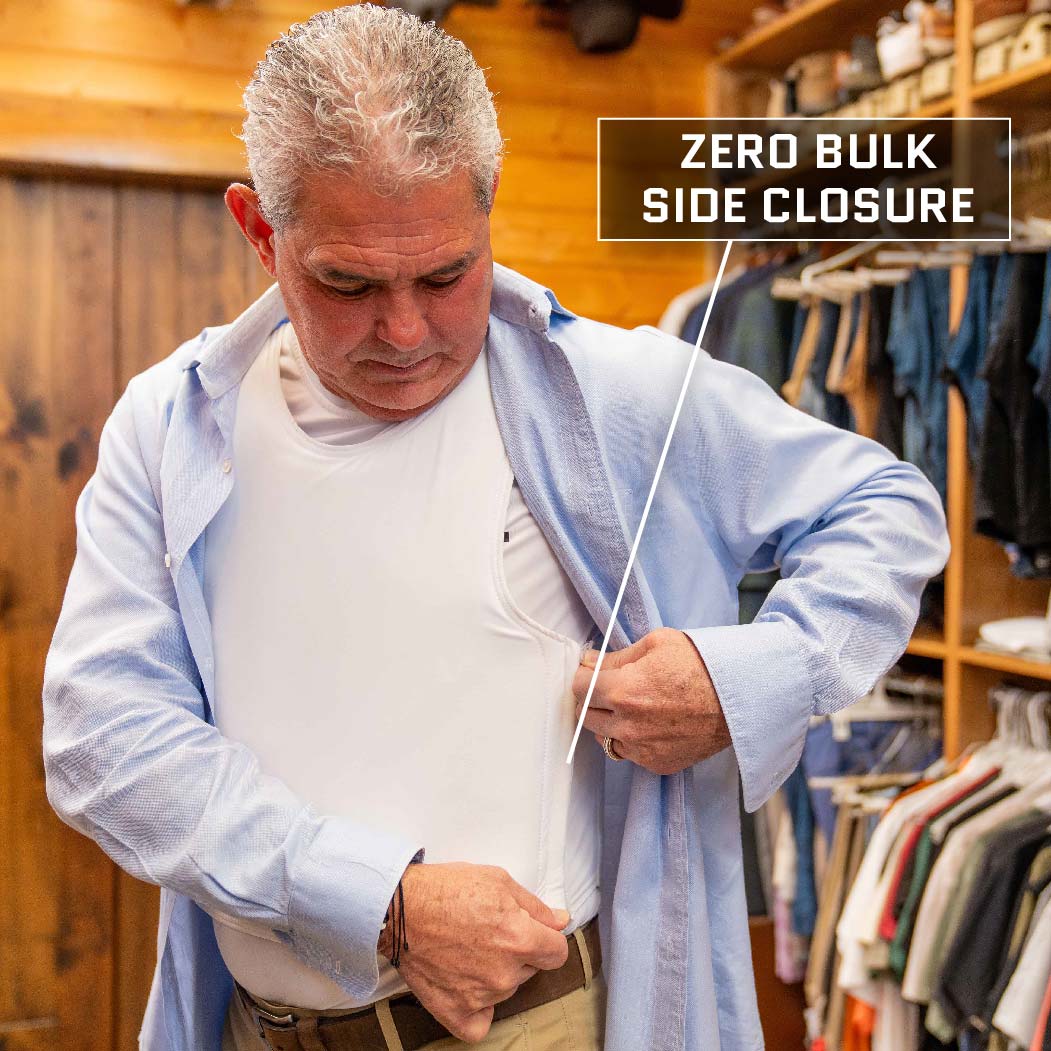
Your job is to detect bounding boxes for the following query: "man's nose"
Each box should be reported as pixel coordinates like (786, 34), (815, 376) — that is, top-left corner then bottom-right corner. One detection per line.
(376, 290), (427, 352)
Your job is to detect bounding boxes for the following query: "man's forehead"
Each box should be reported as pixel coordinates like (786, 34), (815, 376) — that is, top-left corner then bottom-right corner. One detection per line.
(304, 238), (480, 283)
(292, 166), (480, 229)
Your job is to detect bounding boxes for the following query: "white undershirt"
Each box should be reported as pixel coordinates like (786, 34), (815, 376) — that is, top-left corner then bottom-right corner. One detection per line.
(279, 322), (593, 641)
(200, 322), (602, 1009)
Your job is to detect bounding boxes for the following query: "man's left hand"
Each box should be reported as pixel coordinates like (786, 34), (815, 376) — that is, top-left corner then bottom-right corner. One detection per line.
(572, 628), (731, 775)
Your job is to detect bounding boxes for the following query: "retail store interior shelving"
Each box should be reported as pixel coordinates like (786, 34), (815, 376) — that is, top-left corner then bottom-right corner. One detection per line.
(707, 0), (1051, 758)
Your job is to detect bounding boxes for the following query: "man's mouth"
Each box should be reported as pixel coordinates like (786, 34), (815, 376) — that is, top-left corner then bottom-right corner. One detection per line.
(364, 355), (440, 380)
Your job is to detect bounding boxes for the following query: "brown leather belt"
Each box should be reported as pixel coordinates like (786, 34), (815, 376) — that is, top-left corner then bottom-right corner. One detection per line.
(236, 916), (601, 1051)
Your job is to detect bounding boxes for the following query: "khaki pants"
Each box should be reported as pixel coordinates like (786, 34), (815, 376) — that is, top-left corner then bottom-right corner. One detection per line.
(222, 973), (607, 1051)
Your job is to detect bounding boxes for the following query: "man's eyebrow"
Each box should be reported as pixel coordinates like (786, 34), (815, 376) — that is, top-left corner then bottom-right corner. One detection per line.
(317, 252), (478, 285)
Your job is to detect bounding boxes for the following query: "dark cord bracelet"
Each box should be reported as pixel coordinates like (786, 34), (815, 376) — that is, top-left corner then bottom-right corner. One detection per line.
(383, 854), (422, 968)
(387, 878), (409, 968)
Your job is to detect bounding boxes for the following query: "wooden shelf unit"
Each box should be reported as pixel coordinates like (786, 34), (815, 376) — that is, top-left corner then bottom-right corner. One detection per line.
(972, 56), (1051, 107)
(718, 0), (906, 71)
(709, 0), (1051, 758)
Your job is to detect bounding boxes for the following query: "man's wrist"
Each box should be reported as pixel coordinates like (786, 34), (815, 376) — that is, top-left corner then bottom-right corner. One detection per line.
(377, 852), (423, 961)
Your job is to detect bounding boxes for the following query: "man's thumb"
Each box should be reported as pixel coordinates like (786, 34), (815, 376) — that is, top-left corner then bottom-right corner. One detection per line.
(581, 637), (648, 672)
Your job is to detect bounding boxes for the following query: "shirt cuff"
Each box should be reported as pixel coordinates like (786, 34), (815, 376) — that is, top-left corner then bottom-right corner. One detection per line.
(682, 622), (814, 813)
(285, 815), (424, 999)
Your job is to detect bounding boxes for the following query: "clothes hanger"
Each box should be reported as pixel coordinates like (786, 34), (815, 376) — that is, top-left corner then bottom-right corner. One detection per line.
(989, 685), (1051, 783)
(1025, 691), (1051, 752)
(884, 672), (944, 701)
(855, 265), (912, 287)
(811, 676), (942, 743)
(799, 242), (880, 297)
(873, 248), (972, 268)
(771, 275), (807, 301)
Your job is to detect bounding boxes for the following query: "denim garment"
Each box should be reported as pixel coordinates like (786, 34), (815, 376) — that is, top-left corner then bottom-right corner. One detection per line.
(801, 720), (942, 845)
(713, 257), (817, 392)
(717, 278), (799, 391)
(1030, 251), (1051, 396)
(814, 300), (853, 431)
(887, 270), (951, 502)
(41, 264), (948, 1051)
(738, 570), (780, 918)
(680, 263), (775, 349)
(868, 285), (906, 460)
(944, 254), (998, 465)
(797, 300), (845, 425)
(1030, 251), (1051, 493)
(782, 767), (818, 938)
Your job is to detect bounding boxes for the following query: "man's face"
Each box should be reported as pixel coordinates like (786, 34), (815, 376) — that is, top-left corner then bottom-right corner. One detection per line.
(261, 168), (494, 421)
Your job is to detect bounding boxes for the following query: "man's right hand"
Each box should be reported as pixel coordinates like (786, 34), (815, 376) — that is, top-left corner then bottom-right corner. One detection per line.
(377, 861), (571, 1043)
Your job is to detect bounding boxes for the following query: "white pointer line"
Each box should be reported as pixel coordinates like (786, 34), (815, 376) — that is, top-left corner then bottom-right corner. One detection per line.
(566, 239), (735, 764)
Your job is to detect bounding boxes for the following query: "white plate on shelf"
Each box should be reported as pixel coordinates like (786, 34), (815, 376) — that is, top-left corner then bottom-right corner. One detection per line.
(978, 617), (1051, 655)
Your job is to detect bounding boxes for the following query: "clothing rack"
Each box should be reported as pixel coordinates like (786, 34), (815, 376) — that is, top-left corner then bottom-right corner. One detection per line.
(703, 0), (1051, 763)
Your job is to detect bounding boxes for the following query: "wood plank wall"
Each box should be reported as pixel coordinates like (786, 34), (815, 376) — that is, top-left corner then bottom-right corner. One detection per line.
(0, 0), (738, 327)
(0, 3), (738, 1048)
(0, 177), (274, 1051)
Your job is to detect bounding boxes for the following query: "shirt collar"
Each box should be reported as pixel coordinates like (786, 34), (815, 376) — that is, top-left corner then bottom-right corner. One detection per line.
(184, 262), (575, 400)
(489, 261), (577, 333)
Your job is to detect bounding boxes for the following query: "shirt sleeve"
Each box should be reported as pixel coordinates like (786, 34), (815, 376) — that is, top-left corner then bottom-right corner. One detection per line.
(41, 380), (422, 999)
(680, 354), (949, 813)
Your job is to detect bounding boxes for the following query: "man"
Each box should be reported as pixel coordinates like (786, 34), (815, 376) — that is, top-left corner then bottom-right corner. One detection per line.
(41, 6), (949, 1051)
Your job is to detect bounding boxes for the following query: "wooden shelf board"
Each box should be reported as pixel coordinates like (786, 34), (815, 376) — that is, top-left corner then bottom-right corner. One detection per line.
(723, 102), (958, 193)
(913, 98), (956, 119)
(907, 632), (949, 659)
(0, 91), (248, 185)
(717, 0), (903, 71)
(971, 57), (1051, 107)
(959, 646), (1051, 681)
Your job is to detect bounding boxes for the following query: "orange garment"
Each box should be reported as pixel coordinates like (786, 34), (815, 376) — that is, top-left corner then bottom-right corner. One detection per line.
(827, 292), (879, 440)
(1032, 971), (1051, 1051)
(782, 302), (823, 407)
(842, 996), (875, 1051)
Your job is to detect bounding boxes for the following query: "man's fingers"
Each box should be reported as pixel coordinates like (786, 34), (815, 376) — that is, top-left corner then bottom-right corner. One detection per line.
(580, 706), (615, 738)
(571, 663), (630, 708)
(517, 921), (572, 972)
(579, 636), (650, 672)
(446, 1006), (495, 1043)
(506, 880), (570, 930)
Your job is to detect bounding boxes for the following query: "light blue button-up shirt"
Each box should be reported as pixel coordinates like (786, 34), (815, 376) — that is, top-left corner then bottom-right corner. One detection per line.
(42, 263), (948, 1051)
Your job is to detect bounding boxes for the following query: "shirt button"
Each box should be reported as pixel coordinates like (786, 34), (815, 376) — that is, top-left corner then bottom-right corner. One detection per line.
(164, 553), (172, 569)
(221, 458), (232, 474)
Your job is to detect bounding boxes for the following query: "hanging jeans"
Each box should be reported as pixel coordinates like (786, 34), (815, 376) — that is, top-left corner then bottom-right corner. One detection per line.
(944, 254), (1011, 466)
(887, 270), (951, 503)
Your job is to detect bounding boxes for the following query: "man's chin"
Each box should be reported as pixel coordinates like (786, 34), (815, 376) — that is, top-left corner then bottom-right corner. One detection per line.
(351, 377), (456, 421)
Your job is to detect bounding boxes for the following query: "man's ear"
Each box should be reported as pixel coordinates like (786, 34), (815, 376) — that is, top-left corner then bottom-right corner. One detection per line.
(225, 183), (277, 277)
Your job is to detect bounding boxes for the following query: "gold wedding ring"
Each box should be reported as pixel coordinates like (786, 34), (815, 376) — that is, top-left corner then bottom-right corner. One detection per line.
(602, 735), (623, 762)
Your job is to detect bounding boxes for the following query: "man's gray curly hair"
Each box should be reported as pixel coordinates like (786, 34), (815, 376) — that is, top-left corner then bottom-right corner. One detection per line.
(240, 4), (504, 230)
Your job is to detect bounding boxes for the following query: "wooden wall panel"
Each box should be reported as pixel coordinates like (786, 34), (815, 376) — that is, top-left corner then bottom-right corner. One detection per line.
(176, 194), (260, 337)
(0, 178), (117, 627)
(113, 185), (265, 1049)
(116, 186), (181, 388)
(0, 176), (117, 1051)
(0, 0), (725, 330)
(447, 5), (714, 328)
